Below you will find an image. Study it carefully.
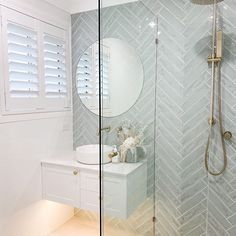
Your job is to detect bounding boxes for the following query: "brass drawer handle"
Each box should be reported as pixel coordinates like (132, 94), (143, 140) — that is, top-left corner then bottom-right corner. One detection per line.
(73, 170), (79, 175)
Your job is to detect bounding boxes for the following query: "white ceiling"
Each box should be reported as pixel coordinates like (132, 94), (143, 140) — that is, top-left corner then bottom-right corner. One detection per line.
(44, 0), (137, 14)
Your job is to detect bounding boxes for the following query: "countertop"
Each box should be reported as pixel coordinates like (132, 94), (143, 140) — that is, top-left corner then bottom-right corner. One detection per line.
(41, 158), (147, 177)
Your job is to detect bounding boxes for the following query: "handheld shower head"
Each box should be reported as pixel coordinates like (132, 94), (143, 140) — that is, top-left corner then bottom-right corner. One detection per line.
(191, 0), (223, 5)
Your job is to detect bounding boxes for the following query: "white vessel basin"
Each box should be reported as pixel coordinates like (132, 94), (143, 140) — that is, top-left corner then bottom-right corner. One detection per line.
(76, 144), (113, 165)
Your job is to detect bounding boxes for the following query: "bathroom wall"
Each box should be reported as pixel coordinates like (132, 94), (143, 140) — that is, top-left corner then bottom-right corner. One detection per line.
(0, 0), (74, 236)
(45, 0), (138, 13)
(0, 0), (70, 28)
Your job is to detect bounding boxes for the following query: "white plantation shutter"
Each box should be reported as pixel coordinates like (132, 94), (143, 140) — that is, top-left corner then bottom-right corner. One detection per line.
(95, 46), (110, 101)
(77, 43), (110, 110)
(77, 48), (93, 99)
(44, 34), (67, 98)
(2, 7), (41, 112)
(42, 23), (69, 110)
(7, 22), (39, 98)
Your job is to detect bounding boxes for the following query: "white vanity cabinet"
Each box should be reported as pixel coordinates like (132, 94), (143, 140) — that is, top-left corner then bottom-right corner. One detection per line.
(41, 160), (147, 219)
(42, 164), (80, 207)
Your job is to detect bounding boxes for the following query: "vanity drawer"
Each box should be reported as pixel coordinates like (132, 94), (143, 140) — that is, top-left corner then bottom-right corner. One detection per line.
(80, 171), (99, 212)
(103, 177), (126, 218)
(80, 172), (99, 192)
(81, 189), (99, 212)
(80, 171), (127, 217)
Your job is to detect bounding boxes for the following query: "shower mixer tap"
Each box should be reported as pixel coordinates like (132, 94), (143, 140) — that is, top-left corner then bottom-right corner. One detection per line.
(207, 30), (223, 63)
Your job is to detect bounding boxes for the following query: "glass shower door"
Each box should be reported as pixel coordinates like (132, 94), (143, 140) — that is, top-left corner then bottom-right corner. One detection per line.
(99, 1), (158, 235)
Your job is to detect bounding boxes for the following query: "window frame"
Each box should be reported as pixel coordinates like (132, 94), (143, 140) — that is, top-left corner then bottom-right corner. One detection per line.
(0, 6), (71, 115)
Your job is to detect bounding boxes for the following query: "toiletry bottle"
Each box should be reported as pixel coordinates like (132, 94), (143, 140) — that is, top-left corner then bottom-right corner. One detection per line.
(111, 145), (120, 163)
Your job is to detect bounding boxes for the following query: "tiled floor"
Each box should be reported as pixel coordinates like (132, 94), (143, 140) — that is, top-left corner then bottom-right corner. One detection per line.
(49, 216), (142, 236)
(50, 198), (154, 236)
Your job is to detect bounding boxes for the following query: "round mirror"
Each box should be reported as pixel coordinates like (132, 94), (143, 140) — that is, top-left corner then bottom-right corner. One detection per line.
(76, 38), (144, 117)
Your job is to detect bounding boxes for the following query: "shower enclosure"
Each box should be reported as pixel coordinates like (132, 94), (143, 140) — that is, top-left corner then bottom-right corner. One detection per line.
(73, 0), (236, 235)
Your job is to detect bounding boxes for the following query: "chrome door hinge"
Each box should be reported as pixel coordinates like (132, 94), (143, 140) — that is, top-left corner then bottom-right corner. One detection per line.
(155, 38), (159, 44)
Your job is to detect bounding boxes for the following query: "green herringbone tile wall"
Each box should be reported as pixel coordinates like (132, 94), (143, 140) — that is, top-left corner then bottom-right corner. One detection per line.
(72, 0), (236, 235)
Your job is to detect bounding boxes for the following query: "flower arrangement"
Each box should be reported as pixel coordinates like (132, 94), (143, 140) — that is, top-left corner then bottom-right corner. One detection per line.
(116, 120), (146, 163)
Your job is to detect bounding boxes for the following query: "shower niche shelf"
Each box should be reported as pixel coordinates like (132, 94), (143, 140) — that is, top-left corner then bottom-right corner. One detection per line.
(41, 159), (147, 219)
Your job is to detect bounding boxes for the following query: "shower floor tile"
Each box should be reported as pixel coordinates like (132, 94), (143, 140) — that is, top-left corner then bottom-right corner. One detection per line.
(49, 216), (142, 236)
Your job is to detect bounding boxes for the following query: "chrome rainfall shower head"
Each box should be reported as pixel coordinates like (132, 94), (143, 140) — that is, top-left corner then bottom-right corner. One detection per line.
(191, 0), (223, 5)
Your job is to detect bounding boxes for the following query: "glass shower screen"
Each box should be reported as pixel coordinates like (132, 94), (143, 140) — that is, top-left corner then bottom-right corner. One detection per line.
(99, 1), (158, 235)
